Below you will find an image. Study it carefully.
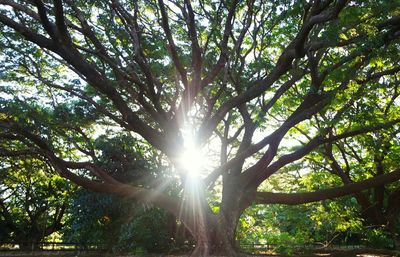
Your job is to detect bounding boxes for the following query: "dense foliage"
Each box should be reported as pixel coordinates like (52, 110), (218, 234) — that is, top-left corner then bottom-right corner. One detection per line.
(0, 155), (71, 248)
(63, 189), (190, 254)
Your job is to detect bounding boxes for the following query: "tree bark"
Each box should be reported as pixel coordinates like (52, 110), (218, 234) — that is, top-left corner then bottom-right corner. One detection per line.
(189, 212), (243, 257)
(184, 178), (248, 257)
(255, 168), (400, 204)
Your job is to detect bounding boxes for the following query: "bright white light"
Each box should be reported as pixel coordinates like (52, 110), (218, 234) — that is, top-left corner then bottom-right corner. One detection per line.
(178, 128), (207, 177)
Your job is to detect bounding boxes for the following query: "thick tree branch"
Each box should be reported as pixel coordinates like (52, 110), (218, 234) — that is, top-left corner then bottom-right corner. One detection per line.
(33, 0), (57, 37)
(0, 13), (56, 50)
(184, 0), (202, 84)
(53, 0), (69, 40)
(158, 0), (188, 87)
(0, 119), (182, 218)
(255, 168), (400, 205)
(258, 119), (400, 186)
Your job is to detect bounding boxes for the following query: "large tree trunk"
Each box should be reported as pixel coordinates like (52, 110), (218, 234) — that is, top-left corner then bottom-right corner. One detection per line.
(182, 179), (249, 256)
(189, 212), (243, 257)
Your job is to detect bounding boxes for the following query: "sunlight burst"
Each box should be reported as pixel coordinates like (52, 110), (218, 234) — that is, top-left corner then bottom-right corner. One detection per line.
(178, 129), (207, 177)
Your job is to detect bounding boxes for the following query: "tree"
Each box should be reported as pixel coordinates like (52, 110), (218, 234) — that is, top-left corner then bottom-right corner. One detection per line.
(237, 170), (395, 254)
(0, 1), (399, 256)
(0, 154), (71, 249)
(305, 123), (400, 247)
(63, 189), (185, 254)
(62, 133), (190, 254)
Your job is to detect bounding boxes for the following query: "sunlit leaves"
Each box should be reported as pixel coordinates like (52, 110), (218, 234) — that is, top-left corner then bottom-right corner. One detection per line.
(0, 155), (72, 242)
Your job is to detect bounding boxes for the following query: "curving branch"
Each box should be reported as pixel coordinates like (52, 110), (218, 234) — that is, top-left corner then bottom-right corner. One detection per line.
(255, 168), (400, 205)
(0, 118), (182, 218)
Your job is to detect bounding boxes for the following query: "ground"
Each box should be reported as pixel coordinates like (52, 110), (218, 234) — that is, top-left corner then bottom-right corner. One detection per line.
(0, 250), (399, 257)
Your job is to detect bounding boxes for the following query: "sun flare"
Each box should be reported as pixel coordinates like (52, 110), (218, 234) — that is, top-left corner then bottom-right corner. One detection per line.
(178, 129), (207, 177)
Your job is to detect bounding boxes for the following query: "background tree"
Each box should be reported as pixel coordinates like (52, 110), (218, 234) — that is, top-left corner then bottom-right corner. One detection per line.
(237, 171), (397, 255)
(1, 1), (400, 256)
(63, 189), (188, 254)
(62, 133), (191, 254)
(305, 123), (400, 247)
(0, 152), (71, 249)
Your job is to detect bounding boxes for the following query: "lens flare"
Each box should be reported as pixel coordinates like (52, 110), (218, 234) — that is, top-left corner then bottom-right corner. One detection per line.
(178, 128), (207, 177)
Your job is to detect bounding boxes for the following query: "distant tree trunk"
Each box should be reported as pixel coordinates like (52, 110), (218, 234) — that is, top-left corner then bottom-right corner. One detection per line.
(387, 217), (399, 249)
(18, 236), (41, 251)
(386, 189), (400, 249)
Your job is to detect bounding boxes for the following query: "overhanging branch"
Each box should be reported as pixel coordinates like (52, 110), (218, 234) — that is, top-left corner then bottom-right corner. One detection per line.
(255, 168), (400, 205)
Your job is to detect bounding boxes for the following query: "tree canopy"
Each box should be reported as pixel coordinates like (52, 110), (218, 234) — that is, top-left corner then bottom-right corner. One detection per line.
(0, 154), (71, 248)
(1, 0), (400, 256)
